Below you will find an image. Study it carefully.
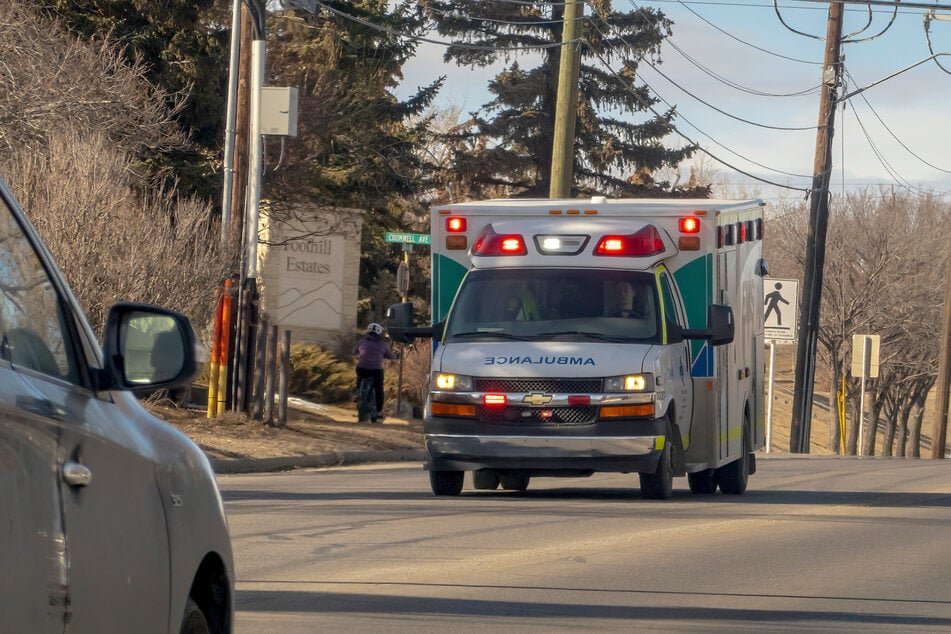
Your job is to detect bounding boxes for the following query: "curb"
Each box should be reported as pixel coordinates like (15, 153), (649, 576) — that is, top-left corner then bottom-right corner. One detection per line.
(211, 448), (426, 474)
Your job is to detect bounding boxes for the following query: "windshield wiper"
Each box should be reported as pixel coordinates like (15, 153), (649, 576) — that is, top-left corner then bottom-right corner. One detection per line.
(541, 331), (630, 342)
(450, 330), (530, 341)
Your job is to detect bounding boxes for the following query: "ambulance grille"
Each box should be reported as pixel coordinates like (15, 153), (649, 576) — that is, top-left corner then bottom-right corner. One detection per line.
(478, 406), (598, 426)
(474, 378), (602, 394)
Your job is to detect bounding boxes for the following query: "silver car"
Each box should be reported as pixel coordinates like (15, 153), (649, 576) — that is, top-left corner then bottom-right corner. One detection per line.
(0, 175), (234, 633)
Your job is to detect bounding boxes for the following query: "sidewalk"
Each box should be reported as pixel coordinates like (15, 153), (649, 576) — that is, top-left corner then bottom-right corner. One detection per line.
(205, 397), (427, 475)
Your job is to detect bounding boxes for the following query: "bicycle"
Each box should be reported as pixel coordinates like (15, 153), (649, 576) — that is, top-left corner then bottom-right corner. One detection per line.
(356, 375), (378, 423)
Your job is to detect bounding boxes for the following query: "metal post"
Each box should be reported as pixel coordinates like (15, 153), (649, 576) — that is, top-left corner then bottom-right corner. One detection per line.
(245, 38), (265, 281)
(766, 341), (775, 453)
(221, 0), (242, 243)
(859, 336), (869, 454)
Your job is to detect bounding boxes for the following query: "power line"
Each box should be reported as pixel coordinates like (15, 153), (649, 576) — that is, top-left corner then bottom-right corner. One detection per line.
(312, 0), (583, 51)
(582, 30), (812, 189)
(844, 69), (951, 174)
(585, 14), (815, 180)
(664, 0), (822, 62)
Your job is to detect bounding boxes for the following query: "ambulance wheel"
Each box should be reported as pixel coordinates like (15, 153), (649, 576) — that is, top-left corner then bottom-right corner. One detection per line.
(640, 440), (673, 500)
(472, 469), (500, 490)
(718, 416), (751, 495)
(499, 472), (530, 491)
(430, 470), (464, 496)
(687, 469), (718, 494)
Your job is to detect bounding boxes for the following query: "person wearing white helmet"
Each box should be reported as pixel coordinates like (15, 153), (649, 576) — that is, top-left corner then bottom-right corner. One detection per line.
(353, 322), (399, 422)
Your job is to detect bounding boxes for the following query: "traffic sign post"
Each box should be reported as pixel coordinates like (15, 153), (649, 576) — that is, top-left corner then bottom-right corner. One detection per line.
(764, 278), (800, 453)
(384, 232), (429, 419)
(851, 333), (880, 454)
(385, 232), (431, 245)
(764, 278), (799, 343)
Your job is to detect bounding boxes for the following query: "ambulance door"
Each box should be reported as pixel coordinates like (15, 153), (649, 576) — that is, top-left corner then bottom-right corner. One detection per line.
(658, 269), (693, 444)
(718, 248), (737, 460)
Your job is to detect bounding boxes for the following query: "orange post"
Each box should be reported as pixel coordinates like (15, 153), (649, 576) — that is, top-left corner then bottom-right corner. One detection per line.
(207, 285), (225, 418)
(216, 279), (234, 415)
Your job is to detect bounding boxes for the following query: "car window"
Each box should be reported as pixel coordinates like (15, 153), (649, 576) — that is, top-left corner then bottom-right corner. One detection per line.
(0, 197), (77, 382)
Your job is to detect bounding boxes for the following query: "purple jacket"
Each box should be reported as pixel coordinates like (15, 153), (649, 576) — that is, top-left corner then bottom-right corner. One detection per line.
(353, 335), (398, 370)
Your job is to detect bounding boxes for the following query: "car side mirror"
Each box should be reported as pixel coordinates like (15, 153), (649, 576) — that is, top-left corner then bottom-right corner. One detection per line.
(99, 303), (204, 393)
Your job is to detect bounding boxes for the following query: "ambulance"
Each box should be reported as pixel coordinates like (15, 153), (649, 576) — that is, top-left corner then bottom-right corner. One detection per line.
(387, 197), (768, 499)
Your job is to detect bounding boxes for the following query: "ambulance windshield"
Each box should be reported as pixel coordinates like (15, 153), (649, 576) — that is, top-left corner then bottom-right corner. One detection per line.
(444, 268), (661, 343)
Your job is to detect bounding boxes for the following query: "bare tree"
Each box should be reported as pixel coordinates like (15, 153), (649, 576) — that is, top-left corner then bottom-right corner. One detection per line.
(768, 190), (951, 455)
(4, 129), (231, 339)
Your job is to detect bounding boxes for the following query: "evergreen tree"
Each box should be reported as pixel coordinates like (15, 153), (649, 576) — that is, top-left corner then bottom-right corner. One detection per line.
(35, 0), (232, 200)
(264, 1), (441, 306)
(420, 0), (709, 198)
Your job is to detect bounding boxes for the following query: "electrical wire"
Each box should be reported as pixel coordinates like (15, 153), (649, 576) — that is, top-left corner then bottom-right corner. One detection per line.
(585, 12), (817, 130)
(422, 2), (568, 27)
(924, 11), (951, 74)
(312, 0), (584, 51)
(666, 0), (822, 63)
(844, 68), (951, 173)
(846, 99), (951, 196)
(582, 33), (812, 189)
(663, 37), (821, 97)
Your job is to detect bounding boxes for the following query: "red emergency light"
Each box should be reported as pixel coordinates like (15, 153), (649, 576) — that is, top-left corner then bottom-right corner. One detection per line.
(593, 225), (665, 257)
(446, 217), (467, 232)
(483, 394), (507, 407)
(679, 216), (700, 234)
(472, 226), (528, 256)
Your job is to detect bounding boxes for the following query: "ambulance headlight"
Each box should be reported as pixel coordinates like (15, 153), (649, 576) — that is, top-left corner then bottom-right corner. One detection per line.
(604, 374), (653, 392)
(432, 373), (473, 392)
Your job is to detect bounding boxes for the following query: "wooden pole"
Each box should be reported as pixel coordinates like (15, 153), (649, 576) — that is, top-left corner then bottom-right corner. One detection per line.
(278, 330), (290, 428)
(549, 0), (583, 198)
(265, 324), (278, 424)
(789, 1), (844, 453)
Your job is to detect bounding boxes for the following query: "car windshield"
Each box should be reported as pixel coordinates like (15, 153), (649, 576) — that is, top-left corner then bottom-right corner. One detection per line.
(443, 268), (661, 343)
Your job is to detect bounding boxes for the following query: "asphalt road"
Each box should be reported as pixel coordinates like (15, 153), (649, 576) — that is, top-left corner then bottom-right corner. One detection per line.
(221, 456), (951, 633)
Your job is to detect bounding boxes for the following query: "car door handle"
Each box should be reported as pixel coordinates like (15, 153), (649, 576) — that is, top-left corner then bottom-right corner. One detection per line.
(62, 461), (93, 487)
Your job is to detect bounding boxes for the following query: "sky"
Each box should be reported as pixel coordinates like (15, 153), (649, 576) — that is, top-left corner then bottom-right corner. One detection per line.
(394, 0), (951, 202)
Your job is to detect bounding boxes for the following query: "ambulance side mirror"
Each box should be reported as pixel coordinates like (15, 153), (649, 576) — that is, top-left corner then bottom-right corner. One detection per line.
(386, 302), (436, 344)
(681, 304), (734, 346)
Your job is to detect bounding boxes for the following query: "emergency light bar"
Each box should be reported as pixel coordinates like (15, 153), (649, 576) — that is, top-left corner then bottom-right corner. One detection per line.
(593, 225), (665, 257)
(471, 226), (528, 256)
(534, 234), (589, 255)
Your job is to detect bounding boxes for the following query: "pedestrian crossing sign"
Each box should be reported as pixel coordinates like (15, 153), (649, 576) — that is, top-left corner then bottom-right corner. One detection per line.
(764, 278), (799, 342)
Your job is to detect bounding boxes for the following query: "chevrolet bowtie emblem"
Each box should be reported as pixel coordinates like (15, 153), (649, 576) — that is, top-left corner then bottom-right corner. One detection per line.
(522, 393), (553, 406)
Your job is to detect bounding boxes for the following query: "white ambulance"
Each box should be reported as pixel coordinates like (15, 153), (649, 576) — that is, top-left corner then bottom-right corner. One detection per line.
(388, 197), (768, 499)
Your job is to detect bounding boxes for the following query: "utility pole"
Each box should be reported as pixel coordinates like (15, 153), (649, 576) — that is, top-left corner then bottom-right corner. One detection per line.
(789, 1), (845, 453)
(549, 0), (583, 199)
(930, 262), (951, 458)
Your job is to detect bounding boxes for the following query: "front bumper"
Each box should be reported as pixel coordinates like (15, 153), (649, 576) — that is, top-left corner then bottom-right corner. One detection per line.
(424, 416), (667, 473)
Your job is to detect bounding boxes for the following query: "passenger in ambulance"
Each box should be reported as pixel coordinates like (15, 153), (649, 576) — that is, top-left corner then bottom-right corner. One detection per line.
(500, 285), (541, 321)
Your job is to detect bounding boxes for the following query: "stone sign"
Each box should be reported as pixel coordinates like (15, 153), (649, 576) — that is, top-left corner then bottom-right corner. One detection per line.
(258, 205), (363, 347)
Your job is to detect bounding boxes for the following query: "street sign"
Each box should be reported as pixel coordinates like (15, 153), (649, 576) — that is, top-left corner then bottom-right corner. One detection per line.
(764, 278), (799, 343)
(851, 334), (880, 378)
(385, 232), (431, 245)
(396, 261), (409, 297)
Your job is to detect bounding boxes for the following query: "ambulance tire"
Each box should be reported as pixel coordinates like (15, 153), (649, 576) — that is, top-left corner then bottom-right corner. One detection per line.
(718, 415), (751, 495)
(499, 472), (530, 491)
(472, 469), (500, 490)
(687, 469), (718, 494)
(639, 439), (673, 500)
(430, 470), (464, 496)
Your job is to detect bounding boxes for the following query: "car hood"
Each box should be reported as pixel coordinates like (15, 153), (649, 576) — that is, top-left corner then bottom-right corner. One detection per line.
(434, 340), (655, 377)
